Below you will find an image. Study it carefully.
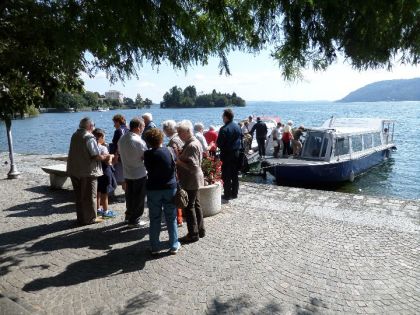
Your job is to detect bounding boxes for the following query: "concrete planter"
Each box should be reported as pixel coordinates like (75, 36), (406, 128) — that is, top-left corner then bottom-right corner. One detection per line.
(198, 182), (222, 217)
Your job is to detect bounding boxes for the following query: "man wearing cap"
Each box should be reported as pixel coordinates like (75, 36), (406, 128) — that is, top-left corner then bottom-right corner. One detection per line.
(250, 117), (268, 158)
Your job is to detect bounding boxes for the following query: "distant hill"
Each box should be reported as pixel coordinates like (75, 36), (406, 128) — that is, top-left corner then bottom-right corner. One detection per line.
(338, 78), (420, 102)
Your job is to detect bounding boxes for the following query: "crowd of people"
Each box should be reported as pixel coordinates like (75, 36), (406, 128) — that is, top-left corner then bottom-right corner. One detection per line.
(66, 109), (242, 255)
(240, 116), (305, 159)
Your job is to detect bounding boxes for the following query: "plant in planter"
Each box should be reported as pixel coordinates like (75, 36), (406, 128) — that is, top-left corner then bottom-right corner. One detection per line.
(199, 156), (222, 217)
(201, 156), (222, 185)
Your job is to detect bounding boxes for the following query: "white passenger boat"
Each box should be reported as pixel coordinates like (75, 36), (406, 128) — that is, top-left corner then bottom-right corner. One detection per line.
(264, 118), (396, 184)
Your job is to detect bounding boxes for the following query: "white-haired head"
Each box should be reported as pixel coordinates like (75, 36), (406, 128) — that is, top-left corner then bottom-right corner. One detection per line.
(194, 122), (204, 133)
(79, 117), (94, 130)
(142, 113), (153, 124)
(162, 120), (177, 132)
(209, 125), (215, 131)
(176, 120), (193, 135)
(287, 120), (293, 126)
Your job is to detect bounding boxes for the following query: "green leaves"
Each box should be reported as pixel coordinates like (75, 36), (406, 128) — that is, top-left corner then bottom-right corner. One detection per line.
(1, 0), (419, 120)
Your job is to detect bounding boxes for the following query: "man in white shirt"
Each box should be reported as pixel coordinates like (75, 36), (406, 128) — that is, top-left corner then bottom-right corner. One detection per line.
(247, 116), (256, 132)
(271, 122), (283, 158)
(118, 117), (148, 227)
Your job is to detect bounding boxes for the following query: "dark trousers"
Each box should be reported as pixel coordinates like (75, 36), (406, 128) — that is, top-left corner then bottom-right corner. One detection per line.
(282, 139), (292, 156)
(125, 177), (146, 224)
(221, 151), (239, 198)
(184, 189), (205, 238)
(257, 138), (266, 156)
(70, 176), (97, 225)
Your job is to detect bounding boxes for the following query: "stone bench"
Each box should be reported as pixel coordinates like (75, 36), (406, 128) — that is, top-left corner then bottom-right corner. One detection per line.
(41, 164), (71, 189)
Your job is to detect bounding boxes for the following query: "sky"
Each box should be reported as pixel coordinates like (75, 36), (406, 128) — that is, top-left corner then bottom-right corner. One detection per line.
(82, 50), (419, 103)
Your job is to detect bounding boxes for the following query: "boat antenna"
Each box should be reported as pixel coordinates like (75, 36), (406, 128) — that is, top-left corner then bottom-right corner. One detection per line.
(328, 116), (335, 128)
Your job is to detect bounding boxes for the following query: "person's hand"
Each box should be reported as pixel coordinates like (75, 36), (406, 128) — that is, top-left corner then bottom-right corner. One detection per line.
(172, 145), (180, 157)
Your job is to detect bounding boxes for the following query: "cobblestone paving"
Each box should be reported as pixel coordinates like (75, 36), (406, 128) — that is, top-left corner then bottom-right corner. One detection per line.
(0, 154), (419, 314)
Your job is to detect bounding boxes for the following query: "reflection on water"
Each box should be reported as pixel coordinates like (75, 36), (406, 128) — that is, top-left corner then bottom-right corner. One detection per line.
(337, 158), (395, 195)
(1, 101), (419, 200)
(242, 157), (396, 196)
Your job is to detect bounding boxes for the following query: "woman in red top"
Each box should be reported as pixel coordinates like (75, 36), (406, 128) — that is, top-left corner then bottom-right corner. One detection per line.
(204, 125), (218, 156)
(282, 125), (293, 157)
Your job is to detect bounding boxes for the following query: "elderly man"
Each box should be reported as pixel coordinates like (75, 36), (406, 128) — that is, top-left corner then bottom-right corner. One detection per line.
(194, 122), (208, 154)
(176, 120), (205, 243)
(217, 109), (242, 200)
(141, 112), (157, 143)
(67, 117), (113, 225)
(118, 118), (148, 227)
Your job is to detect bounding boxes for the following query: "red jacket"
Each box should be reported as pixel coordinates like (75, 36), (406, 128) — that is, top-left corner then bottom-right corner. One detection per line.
(204, 130), (218, 144)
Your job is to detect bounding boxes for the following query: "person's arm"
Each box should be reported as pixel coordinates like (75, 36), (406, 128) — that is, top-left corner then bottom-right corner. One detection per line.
(250, 124), (256, 136)
(216, 127), (226, 149)
(87, 138), (112, 162)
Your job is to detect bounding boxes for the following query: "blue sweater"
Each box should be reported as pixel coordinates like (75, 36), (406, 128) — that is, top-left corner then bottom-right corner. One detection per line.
(144, 147), (177, 190)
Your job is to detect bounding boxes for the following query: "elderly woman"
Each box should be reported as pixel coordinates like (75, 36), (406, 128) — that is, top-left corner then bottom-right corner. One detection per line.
(194, 122), (209, 154)
(162, 119), (184, 227)
(144, 128), (181, 255)
(162, 120), (184, 151)
(176, 120), (205, 243)
(110, 114), (129, 186)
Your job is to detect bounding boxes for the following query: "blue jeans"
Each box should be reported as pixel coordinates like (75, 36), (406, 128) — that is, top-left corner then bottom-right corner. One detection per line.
(147, 188), (180, 251)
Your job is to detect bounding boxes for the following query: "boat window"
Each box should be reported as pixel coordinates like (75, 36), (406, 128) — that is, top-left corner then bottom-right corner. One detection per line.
(373, 132), (382, 147)
(320, 138), (329, 157)
(363, 134), (373, 149)
(351, 135), (363, 152)
(335, 137), (350, 155)
(302, 131), (324, 158)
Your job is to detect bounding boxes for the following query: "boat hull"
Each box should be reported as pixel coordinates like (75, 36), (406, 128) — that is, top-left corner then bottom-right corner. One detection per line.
(267, 148), (392, 184)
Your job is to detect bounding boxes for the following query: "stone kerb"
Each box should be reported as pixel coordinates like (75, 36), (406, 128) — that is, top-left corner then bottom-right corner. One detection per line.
(198, 182), (222, 217)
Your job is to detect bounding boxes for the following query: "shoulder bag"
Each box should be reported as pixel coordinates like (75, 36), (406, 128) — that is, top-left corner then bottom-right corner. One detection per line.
(168, 148), (189, 208)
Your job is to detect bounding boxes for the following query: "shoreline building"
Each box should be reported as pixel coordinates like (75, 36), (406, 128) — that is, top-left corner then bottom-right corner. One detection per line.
(105, 90), (123, 104)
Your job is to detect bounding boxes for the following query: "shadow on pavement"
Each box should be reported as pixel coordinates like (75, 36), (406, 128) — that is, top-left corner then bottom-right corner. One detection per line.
(22, 240), (154, 292)
(0, 219), (76, 249)
(28, 222), (148, 252)
(4, 185), (75, 217)
(296, 297), (328, 314)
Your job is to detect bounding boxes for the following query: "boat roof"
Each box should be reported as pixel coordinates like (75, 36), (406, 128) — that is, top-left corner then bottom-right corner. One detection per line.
(308, 118), (394, 135)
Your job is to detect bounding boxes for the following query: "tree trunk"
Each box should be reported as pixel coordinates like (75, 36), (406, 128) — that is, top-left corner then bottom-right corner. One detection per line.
(5, 117), (21, 179)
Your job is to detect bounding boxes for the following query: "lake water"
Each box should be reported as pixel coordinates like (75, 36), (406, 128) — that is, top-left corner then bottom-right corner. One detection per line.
(1, 101), (419, 200)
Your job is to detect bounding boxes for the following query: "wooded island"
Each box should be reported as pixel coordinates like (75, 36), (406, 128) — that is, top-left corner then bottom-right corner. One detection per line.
(160, 86), (245, 108)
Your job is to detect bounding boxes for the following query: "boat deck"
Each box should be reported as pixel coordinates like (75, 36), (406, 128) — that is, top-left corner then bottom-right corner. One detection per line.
(263, 156), (330, 166)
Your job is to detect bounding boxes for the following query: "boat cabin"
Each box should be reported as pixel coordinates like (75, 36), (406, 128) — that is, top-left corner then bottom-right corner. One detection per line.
(300, 118), (395, 161)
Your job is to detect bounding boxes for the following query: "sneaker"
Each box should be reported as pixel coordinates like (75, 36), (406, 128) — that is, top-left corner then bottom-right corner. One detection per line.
(90, 217), (104, 224)
(150, 249), (160, 256)
(169, 245), (181, 255)
(127, 220), (147, 228)
(102, 210), (117, 218)
(97, 208), (104, 216)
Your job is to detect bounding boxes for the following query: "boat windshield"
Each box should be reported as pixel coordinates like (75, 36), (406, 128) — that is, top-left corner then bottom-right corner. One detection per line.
(302, 131), (329, 159)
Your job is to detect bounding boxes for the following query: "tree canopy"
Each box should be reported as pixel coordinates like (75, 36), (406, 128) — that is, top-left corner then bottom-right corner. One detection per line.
(161, 86), (245, 108)
(1, 1), (419, 119)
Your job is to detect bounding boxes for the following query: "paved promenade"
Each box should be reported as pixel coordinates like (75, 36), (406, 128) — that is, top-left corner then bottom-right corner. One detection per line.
(0, 154), (419, 314)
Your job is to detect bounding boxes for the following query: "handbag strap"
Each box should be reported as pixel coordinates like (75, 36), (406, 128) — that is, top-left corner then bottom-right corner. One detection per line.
(168, 147), (180, 182)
